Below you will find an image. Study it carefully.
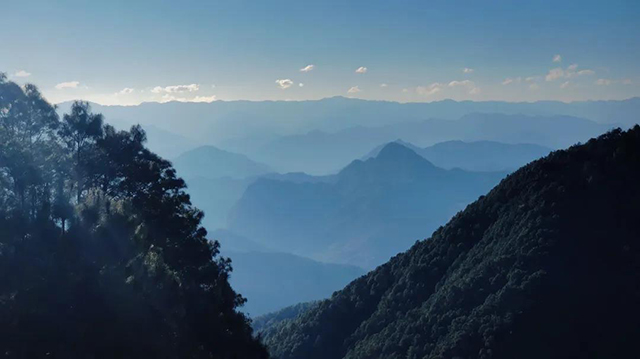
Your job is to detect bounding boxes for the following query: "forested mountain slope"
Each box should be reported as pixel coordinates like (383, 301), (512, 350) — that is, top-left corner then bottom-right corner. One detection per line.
(0, 75), (267, 358)
(263, 126), (640, 359)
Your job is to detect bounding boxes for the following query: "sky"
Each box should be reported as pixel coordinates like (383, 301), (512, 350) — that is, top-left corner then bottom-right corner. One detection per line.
(1, 0), (640, 105)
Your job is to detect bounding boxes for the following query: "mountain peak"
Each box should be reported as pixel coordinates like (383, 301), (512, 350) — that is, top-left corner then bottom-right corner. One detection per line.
(374, 142), (433, 166)
(262, 126), (640, 359)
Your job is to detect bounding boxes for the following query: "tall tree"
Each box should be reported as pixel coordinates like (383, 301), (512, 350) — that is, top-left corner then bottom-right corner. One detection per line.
(59, 101), (104, 202)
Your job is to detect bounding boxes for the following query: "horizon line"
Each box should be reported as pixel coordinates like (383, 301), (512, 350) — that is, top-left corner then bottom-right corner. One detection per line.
(54, 95), (640, 107)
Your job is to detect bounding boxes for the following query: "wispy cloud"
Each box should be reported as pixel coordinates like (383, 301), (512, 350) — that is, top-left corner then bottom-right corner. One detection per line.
(502, 77), (522, 85)
(275, 79), (294, 89)
(190, 95), (217, 103)
(115, 88), (134, 95)
(545, 68), (565, 81)
(546, 64), (595, 81)
(448, 80), (479, 94)
(55, 81), (80, 90)
(622, 79), (633, 85)
(14, 70), (31, 78)
(595, 78), (612, 86)
(347, 86), (361, 93)
(380, 83), (388, 88)
(462, 68), (474, 74)
(160, 94), (217, 103)
(448, 80), (472, 87)
(416, 83), (442, 96)
(529, 83), (540, 90)
(299, 83), (304, 87)
(151, 84), (199, 93)
(300, 64), (315, 72)
(560, 81), (570, 89)
(355, 66), (368, 74)
(553, 54), (562, 63)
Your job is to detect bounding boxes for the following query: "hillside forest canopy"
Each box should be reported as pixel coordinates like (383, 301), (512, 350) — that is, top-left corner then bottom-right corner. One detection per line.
(0, 74), (268, 358)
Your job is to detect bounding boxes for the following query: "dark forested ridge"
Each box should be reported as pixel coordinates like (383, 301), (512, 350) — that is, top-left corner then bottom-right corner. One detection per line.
(263, 126), (640, 359)
(0, 75), (267, 358)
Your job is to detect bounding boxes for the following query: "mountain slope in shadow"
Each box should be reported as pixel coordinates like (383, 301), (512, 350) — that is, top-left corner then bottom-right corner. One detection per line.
(262, 127), (640, 359)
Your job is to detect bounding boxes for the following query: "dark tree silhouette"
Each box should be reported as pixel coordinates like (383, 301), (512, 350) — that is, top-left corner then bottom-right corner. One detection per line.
(0, 75), (268, 359)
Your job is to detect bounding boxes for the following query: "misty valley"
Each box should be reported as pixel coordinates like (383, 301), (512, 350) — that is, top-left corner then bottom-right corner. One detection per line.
(2, 1), (640, 357)
(2, 73), (639, 358)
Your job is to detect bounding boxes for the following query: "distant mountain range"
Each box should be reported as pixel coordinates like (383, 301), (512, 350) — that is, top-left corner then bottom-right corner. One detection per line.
(252, 113), (611, 174)
(229, 142), (507, 268)
(56, 98), (637, 174)
(364, 139), (552, 172)
(172, 145), (271, 180)
(262, 127), (640, 359)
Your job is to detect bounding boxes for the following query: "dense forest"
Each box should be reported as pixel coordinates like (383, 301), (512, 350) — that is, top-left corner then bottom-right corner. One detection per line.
(0, 75), (267, 358)
(262, 126), (640, 359)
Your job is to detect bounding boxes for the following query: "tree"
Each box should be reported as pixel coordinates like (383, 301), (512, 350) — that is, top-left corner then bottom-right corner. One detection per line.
(59, 101), (104, 202)
(0, 77), (267, 358)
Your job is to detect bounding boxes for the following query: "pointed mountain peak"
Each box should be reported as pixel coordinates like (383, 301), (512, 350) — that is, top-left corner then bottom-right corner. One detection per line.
(375, 141), (428, 163)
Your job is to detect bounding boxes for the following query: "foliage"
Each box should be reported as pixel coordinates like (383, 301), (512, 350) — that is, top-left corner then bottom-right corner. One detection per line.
(252, 301), (319, 334)
(263, 126), (640, 359)
(0, 76), (268, 358)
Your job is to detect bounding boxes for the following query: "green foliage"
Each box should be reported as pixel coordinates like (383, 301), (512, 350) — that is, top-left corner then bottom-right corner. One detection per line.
(0, 78), (268, 358)
(263, 127), (640, 359)
(252, 301), (319, 334)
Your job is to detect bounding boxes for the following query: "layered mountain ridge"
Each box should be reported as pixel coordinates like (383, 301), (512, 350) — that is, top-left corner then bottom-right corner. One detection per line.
(262, 126), (640, 359)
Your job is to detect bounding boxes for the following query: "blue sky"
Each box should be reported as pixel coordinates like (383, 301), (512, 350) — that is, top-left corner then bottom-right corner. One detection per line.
(1, 0), (639, 105)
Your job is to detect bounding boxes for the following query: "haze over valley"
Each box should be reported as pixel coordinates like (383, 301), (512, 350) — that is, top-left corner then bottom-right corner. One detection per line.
(2, 1), (640, 358)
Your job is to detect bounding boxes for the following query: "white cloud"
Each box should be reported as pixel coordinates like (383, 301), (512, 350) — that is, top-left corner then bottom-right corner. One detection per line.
(347, 86), (361, 93)
(529, 83), (540, 90)
(115, 88), (134, 95)
(160, 94), (217, 103)
(546, 65), (594, 81)
(448, 80), (472, 87)
(14, 70), (31, 78)
(595, 78), (612, 86)
(553, 54), (562, 63)
(502, 77), (522, 85)
(416, 83), (442, 96)
(402, 88), (409, 93)
(525, 76), (539, 82)
(190, 95), (217, 103)
(355, 66), (368, 74)
(299, 83), (304, 87)
(380, 83), (388, 88)
(560, 81), (570, 89)
(300, 64), (315, 72)
(546, 68), (565, 82)
(275, 79), (294, 89)
(577, 69), (595, 76)
(152, 84), (199, 93)
(622, 79), (633, 85)
(462, 68), (474, 74)
(55, 81), (80, 90)
(448, 80), (479, 94)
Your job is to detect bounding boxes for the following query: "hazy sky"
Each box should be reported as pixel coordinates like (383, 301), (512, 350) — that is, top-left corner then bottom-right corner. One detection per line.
(2, 0), (639, 105)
